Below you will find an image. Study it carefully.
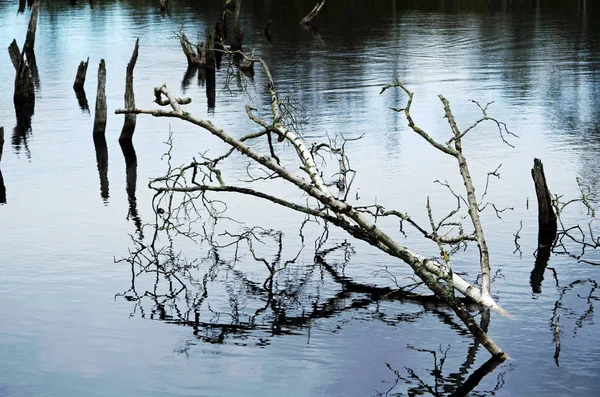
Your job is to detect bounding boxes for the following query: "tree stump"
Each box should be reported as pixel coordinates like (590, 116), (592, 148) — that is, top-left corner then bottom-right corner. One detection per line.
(24, 1), (40, 58)
(119, 39), (140, 143)
(530, 158), (558, 293)
(93, 59), (107, 139)
(73, 57), (89, 91)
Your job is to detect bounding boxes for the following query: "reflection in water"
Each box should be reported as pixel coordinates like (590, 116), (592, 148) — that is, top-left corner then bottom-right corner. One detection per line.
(206, 69), (216, 109)
(12, 101), (34, 157)
(120, 140), (143, 239)
(0, 169), (6, 204)
(93, 135), (109, 202)
(74, 87), (89, 112)
(377, 346), (508, 397)
(119, 219), (504, 391)
(181, 65), (197, 92)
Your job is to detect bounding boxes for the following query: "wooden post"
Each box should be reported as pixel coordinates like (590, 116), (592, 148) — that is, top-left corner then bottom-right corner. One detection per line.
(9, 39), (35, 110)
(119, 39), (139, 143)
(93, 59), (107, 139)
(530, 158), (557, 293)
(24, 1), (40, 57)
(301, 0), (325, 26)
(73, 57), (89, 91)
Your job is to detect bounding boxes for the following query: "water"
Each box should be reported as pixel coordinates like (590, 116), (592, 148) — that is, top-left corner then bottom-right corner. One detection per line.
(1, 0), (600, 396)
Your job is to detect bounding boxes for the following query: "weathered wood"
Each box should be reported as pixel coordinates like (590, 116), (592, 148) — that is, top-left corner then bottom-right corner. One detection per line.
(205, 27), (215, 71)
(73, 57), (89, 91)
(18, 0), (26, 13)
(179, 30), (203, 67)
(93, 59), (107, 139)
(159, 0), (167, 14)
(24, 1), (40, 56)
(530, 158), (558, 293)
(0, 126), (4, 163)
(14, 56), (35, 108)
(119, 39), (139, 143)
(214, 22), (224, 68)
(301, 0), (325, 26)
(8, 40), (21, 70)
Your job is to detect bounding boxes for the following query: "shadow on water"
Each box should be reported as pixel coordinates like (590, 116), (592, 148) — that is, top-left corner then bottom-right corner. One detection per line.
(0, 169), (6, 205)
(181, 66), (216, 109)
(12, 102), (34, 158)
(93, 135), (109, 202)
(74, 87), (90, 112)
(120, 140), (143, 239)
(117, 223), (506, 394)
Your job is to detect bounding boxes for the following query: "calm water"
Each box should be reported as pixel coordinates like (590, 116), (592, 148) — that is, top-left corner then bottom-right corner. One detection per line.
(1, 0), (600, 396)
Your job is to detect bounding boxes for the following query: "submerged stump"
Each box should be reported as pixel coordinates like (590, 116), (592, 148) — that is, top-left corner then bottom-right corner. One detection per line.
(530, 158), (558, 293)
(119, 39), (140, 143)
(93, 59), (107, 139)
(73, 57), (89, 91)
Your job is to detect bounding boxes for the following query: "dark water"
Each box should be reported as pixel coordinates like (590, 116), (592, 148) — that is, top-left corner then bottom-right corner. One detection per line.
(1, 0), (600, 396)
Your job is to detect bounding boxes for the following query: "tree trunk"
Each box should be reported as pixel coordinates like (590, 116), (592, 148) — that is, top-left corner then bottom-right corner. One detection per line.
(73, 57), (89, 91)
(93, 59), (107, 139)
(301, 0), (325, 25)
(530, 158), (557, 293)
(24, 1), (40, 58)
(119, 39), (140, 143)
(179, 30), (203, 67)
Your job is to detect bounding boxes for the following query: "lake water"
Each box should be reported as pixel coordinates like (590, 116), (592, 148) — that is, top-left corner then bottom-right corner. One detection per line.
(1, 0), (600, 396)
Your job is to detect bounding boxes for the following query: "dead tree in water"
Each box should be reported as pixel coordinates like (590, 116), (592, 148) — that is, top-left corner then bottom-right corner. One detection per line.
(93, 59), (107, 139)
(73, 57), (90, 111)
(179, 30), (205, 67)
(73, 58), (89, 91)
(530, 158), (557, 292)
(116, 54), (515, 360)
(119, 39), (140, 143)
(301, 0), (325, 25)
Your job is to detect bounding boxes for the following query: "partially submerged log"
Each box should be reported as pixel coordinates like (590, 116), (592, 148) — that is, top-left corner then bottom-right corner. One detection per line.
(119, 39), (140, 143)
(301, 0), (325, 26)
(530, 158), (558, 293)
(93, 59), (107, 139)
(73, 57), (89, 91)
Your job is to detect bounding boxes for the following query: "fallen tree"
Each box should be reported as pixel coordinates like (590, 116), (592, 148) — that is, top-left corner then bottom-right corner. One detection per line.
(116, 54), (514, 360)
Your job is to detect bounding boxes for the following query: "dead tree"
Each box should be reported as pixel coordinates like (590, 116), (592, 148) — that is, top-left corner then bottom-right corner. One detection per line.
(93, 59), (107, 139)
(530, 158), (557, 292)
(73, 57), (89, 91)
(24, 1), (40, 58)
(116, 55), (514, 360)
(301, 0), (325, 26)
(73, 57), (90, 111)
(179, 30), (204, 67)
(119, 39), (140, 143)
